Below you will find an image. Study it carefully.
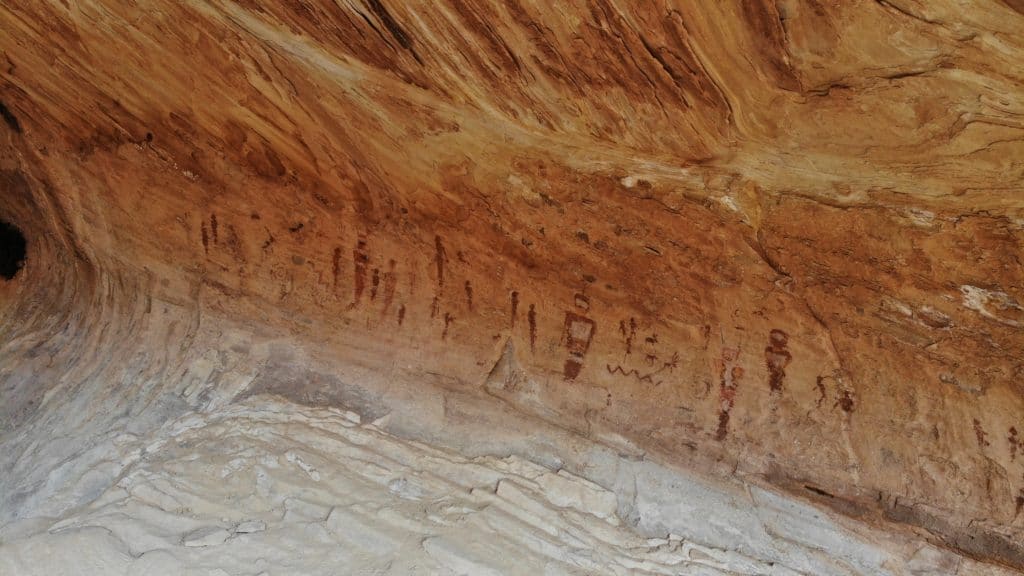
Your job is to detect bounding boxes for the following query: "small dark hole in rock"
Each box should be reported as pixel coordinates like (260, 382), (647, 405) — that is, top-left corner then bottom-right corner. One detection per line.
(145, 132), (153, 142)
(0, 220), (27, 280)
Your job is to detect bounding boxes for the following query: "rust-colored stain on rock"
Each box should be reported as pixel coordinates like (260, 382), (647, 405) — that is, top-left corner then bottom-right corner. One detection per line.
(1, 0), (1023, 569)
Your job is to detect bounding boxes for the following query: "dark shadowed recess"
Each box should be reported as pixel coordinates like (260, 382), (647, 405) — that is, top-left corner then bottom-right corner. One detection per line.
(0, 220), (26, 280)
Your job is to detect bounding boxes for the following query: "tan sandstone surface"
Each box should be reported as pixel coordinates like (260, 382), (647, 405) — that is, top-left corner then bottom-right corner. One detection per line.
(1, 1), (1023, 573)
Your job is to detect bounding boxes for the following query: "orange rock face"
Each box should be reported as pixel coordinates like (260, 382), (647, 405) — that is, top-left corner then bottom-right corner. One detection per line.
(1, 0), (1023, 569)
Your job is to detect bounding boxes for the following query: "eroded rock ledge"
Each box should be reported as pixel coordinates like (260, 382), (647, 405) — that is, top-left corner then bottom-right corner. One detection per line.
(1, 0), (1023, 572)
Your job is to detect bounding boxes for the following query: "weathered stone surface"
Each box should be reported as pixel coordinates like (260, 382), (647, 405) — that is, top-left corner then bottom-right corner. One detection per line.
(0, 0), (1022, 571)
(0, 398), (992, 575)
(182, 526), (231, 548)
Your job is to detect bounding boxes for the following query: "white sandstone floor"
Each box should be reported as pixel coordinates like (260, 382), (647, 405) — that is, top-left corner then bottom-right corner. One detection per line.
(0, 397), (783, 576)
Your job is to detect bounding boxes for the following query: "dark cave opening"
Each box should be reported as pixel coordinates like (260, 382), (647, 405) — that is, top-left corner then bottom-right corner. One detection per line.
(0, 220), (27, 280)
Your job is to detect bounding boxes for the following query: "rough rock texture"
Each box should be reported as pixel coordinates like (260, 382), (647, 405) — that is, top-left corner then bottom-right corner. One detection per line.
(1, 397), (964, 575)
(4, 395), (1021, 575)
(1, 0), (1023, 573)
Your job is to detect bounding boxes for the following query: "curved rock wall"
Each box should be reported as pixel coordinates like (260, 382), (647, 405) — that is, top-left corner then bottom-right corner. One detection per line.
(1, 0), (1023, 571)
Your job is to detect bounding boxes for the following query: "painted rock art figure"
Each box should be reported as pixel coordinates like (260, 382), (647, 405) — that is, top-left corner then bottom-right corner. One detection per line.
(836, 389), (855, 413)
(815, 375), (828, 407)
(510, 290), (519, 327)
(974, 418), (990, 448)
(715, 347), (743, 441)
(332, 247), (342, 289)
(528, 304), (537, 352)
(618, 317), (638, 355)
(764, 329), (792, 393)
(348, 238), (369, 310)
(381, 259), (397, 316)
(562, 294), (596, 381)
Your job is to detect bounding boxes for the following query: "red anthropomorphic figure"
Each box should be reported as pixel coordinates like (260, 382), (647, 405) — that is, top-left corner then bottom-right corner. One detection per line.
(563, 294), (596, 381)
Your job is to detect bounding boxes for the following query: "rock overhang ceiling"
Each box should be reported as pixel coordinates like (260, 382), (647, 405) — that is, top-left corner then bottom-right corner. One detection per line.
(0, 0), (1023, 572)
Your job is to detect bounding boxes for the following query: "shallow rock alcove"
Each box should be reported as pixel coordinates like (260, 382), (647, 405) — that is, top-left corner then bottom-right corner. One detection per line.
(1, 2), (1023, 575)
